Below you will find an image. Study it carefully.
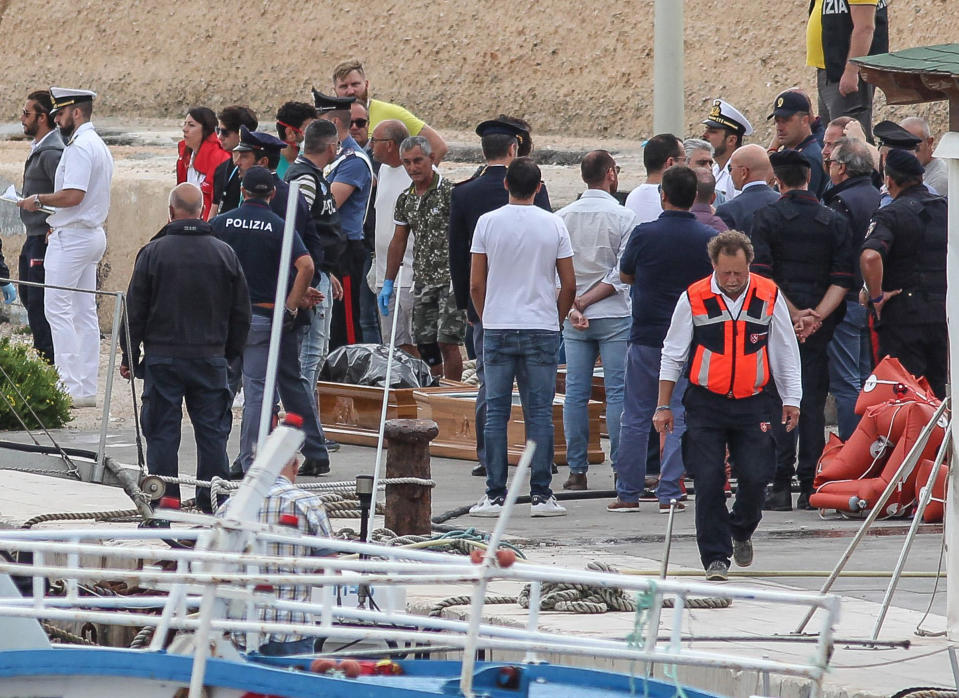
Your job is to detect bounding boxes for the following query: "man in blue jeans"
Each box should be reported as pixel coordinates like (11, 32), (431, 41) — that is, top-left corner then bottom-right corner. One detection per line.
(609, 166), (716, 514)
(211, 167), (330, 475)
(556, 151), (636, 490)
(468, 158), (576, 517)
(823, 137), (880, 439)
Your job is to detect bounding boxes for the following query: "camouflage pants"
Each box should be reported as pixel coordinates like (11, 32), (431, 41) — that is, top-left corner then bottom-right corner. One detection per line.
(412, 283), (466, 345)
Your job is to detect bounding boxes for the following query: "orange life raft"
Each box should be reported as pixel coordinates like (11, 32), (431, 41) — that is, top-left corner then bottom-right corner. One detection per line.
(809, 357), (949, 519)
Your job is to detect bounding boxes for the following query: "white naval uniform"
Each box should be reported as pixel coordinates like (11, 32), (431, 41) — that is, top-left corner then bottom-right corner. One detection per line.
(44, 121), (113, 399)
(713, 161), (739, 201)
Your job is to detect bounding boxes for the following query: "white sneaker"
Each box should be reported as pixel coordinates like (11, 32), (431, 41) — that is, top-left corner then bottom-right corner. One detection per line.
(469, 495), (504, 517)
(530, 495), (567, 517)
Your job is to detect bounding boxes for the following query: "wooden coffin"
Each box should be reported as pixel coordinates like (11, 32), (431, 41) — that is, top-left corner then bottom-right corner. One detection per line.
(316, 381), (419, 446)
(316, 379), (471, 446)
(556, 366), (609, 438)
(413, 388), (605, 465)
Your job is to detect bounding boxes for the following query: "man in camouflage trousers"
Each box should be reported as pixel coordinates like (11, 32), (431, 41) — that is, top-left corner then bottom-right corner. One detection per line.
(379, 135), (466, 379)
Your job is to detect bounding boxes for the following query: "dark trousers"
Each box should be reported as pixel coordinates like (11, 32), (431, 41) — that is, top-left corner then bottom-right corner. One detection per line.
(771, 328), (833, 490)
(18, 235), (53, 363)
(682, 385), (775, 568)
(330, 240), (366, 349)
(141, 356), (232, 513)
(879, 322), (948, 399)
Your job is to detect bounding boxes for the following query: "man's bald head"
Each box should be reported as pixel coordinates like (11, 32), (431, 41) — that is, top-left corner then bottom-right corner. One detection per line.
(168, 183), (203, 219)
(729, 144), (771, 189)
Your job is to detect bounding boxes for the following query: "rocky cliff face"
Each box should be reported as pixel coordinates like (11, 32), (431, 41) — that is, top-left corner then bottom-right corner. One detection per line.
(0, 0), (952, 140)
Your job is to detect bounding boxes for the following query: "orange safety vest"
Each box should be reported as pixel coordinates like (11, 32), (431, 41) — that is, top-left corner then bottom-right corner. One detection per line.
(686, 273), (779, 399)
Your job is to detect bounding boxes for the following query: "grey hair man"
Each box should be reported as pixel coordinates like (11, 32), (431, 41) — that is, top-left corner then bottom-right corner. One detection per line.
(899, 117), (947, 197)
(822, 136), (881, 442)
(369, 120), (416, 355)
(380, 135), (466, 379)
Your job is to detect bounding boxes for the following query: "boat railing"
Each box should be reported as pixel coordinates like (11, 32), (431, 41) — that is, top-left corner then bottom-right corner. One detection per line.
(0, 522), (839, 692)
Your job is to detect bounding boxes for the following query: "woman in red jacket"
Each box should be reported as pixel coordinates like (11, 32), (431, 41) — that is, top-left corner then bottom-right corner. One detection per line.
(176, 106), (230, 219)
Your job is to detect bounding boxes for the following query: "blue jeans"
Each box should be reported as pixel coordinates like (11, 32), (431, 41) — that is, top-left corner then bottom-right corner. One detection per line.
(614, 343), (687, 504)
(827, 300), (872, 440)
(473, 319), (487, 469)
(141, 356), (232, 513)
(483, 329), (560, 499)
(240, 314), (328, 470)
(299, 272), (332, 399)
(562, 316), (629, 473)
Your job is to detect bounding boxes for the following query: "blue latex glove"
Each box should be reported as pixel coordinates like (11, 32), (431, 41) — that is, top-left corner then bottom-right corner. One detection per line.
(1, 284), (16, 305)
(377, 279), (394, 316)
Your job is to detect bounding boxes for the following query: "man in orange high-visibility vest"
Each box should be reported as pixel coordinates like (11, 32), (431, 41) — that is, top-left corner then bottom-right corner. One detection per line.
(653, 231), (802, 582)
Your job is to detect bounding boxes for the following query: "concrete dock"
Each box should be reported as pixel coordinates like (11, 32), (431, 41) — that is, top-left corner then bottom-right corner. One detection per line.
(0, 424), (954, 697)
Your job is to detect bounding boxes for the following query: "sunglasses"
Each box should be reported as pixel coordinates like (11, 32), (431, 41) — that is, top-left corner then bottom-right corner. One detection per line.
(215, 127), (234, 136)
(351, 118), (368, 128)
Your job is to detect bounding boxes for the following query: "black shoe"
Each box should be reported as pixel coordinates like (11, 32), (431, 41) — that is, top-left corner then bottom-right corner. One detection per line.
(471, 464), (487, 477)
(732, 538), (753, 567)
(323, 439), (341, 453)
(796, 490), (815, 510)
(228, 463), (245, 481)
(705, 560), (729, 581)
(762, 486), (792, 511)
(551, 463), (559, 474)
(298, 458), (330, 477)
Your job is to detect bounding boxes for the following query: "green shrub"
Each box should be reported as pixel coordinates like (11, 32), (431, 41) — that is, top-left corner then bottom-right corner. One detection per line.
(0, 338), (71, 430)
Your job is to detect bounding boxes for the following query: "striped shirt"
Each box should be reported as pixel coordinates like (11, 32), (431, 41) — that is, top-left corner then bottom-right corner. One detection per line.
(220, 475), (333, 646)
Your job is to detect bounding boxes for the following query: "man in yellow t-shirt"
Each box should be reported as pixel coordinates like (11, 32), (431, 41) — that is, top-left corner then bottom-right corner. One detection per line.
(332, 59), (448, 163)
(805, 0), (889, 141)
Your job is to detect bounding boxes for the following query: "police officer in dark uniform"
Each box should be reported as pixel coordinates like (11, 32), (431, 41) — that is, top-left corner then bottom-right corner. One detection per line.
(860, 148), (948, 398)
(751, 149), (854, 511)
(873, 121), (927, 205)
(448, 118), (551, 477)
(210, 167), (330, 475)
(123, 183), (251, 513)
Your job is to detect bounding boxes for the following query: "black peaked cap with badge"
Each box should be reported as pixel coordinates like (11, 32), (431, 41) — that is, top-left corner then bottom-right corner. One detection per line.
(884, 148), (925, 177)
(475, 118), (529, 152)
(312, 89), (355, 113)
(873, 121), (922, 150)
(233, 125), (286, 154)
(49, 87), (96, 115)
(769, 149), (811, 169)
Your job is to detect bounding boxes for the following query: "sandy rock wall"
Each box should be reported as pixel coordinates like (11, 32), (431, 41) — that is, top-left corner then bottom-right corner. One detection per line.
(0, 0), (953, 140)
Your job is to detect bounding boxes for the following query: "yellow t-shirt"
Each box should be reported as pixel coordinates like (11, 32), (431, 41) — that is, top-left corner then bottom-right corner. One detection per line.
(368, 99), (425, 137)
(806, 0), (879, 69)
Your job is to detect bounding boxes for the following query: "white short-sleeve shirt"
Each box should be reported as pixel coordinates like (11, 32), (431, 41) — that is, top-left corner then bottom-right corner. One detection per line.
(47, 122), (114, 229)
(471, 204), (574, 331)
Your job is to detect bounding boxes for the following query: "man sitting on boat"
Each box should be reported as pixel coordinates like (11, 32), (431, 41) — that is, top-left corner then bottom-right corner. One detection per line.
(219, 452), (334, 655)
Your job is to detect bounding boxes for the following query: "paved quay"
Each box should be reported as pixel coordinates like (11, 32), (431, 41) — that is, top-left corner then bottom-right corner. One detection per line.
(0, 426), (954, 697)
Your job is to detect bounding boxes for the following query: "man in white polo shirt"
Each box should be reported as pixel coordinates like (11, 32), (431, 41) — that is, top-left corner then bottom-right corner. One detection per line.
(468, 157), (577, 517)
(19, 87), (114, 407)
(369, 119), (415, 355)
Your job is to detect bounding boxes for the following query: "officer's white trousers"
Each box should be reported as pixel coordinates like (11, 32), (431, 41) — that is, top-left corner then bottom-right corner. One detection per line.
(44, 227), (106, 399)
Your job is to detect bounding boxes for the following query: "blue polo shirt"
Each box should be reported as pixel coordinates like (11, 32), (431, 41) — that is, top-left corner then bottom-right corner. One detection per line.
(619, 210), (716, 347)
(328, 135), (372, 241)
(211, 200), (309, 305)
